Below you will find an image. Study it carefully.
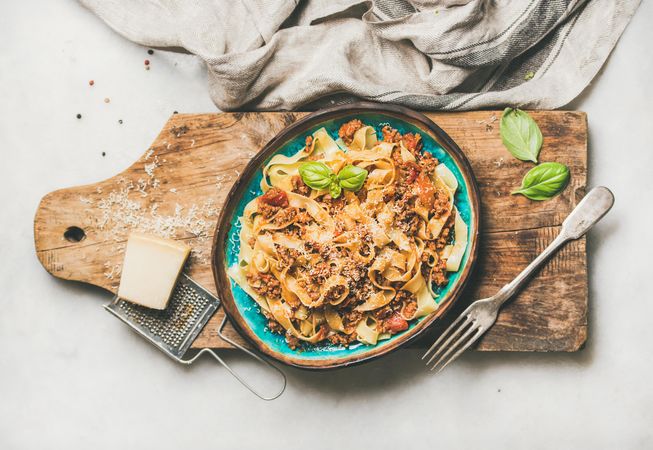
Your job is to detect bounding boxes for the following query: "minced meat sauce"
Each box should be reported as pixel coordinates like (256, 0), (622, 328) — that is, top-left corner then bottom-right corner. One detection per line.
(249, 123), (455, 349)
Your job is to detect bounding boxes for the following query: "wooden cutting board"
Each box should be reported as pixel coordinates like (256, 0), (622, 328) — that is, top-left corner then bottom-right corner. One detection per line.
(34, 111), (587, 352)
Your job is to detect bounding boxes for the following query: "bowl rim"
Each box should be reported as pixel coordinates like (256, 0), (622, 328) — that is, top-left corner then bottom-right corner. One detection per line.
(211, 102), (480, 370)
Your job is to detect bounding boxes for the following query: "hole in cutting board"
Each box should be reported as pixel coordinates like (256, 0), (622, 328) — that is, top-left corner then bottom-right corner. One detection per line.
(64, 226), (86, 243)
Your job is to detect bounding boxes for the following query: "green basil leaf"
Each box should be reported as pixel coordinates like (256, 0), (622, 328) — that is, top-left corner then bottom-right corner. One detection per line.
(336, 164), (368, 191)
(298, 161), (333, 190)
(329, 181), (342, 199)
(512, 162), (570, 201)
(500, 108), (543, 163)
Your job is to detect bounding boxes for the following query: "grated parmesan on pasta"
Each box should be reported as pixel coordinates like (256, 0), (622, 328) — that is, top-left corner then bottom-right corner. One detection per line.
(229, 119), (468, 349)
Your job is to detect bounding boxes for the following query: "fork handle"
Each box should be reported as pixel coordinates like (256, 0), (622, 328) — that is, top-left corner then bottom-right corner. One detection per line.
(493, 186), (614, 307)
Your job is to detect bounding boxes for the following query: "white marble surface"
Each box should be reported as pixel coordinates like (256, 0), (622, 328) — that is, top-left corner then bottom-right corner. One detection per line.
(1, 1), (652, 448)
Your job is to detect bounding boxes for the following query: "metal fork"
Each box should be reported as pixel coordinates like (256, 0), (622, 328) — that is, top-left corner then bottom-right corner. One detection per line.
(422, 186), (615, 372)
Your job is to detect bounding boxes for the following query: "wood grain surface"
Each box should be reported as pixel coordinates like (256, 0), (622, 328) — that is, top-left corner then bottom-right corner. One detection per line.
(34, 111), (588, 352)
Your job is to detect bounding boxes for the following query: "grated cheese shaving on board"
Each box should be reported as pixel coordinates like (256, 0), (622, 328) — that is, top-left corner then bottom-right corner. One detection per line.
(94, 175), (221, 267)
(103, 261), (122, 280)
(144, 155), (159, 178)
(137, 178), (148, 196)
(476, 114), (497, 125)
(215, 174), (228, 191)
(89, 145), (235, 272)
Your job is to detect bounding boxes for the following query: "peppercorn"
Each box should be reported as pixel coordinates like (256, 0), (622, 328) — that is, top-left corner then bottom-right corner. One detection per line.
(76, 114), (82, 119)
(147, 49), (154, 55)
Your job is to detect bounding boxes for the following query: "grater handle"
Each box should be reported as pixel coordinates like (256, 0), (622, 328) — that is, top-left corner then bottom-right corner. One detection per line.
(184, 316), (287, 401)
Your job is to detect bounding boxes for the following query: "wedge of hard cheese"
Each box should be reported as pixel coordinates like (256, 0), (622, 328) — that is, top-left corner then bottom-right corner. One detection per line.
(118, 233), (191, 310)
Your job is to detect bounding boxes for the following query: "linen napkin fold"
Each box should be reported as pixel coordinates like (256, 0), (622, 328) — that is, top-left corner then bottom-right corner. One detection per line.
(80, 0), (641, 111)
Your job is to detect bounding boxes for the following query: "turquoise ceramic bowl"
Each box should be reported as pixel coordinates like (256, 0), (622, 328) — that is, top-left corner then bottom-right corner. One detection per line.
(212, 103), (480, 369)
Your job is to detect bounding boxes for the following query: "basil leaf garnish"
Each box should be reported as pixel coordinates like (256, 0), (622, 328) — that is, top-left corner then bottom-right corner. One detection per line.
(298, 162), (334, 190)
(337, 165), (368, 191)
(299, 162), (367, 198)
(512, 162), (570, 201)
(329, 181), (342, 199)
(500, 108), (543, 163)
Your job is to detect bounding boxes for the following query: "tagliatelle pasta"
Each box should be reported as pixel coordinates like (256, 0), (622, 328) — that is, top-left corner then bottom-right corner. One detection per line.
(228, 119), (468, 349)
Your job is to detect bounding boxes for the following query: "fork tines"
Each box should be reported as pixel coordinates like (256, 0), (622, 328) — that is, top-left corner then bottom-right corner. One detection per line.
(421, 310), (485, 373)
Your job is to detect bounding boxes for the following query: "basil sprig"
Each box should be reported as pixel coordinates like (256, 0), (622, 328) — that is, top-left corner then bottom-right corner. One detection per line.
(512, 162), (570, 201)
(500, 108), (543, 163)
(298, 162), (367, 199)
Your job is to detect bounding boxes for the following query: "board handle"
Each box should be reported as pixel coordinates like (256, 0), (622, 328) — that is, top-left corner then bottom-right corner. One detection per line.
(34, 183), (122, 293)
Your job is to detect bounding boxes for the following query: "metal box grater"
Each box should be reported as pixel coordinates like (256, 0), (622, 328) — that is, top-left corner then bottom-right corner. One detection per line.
(105, 274), (286, 400)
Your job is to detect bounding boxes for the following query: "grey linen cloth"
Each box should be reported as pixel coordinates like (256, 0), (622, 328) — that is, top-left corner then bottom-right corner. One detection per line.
(81, 0), (640, 111)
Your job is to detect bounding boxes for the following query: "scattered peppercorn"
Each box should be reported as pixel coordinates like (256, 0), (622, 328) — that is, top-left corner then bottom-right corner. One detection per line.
(144, 59), (150, 66)
(104, 97), (110, 103)
(145, 66), (150, 71)
(76, 114), (82, 119)
(147, 49), (154, 55)
(89, 80), (94, 86)
(118, 119), (123, 124)
(101, 152), (106, 157)
(173, 111), (178, 114)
